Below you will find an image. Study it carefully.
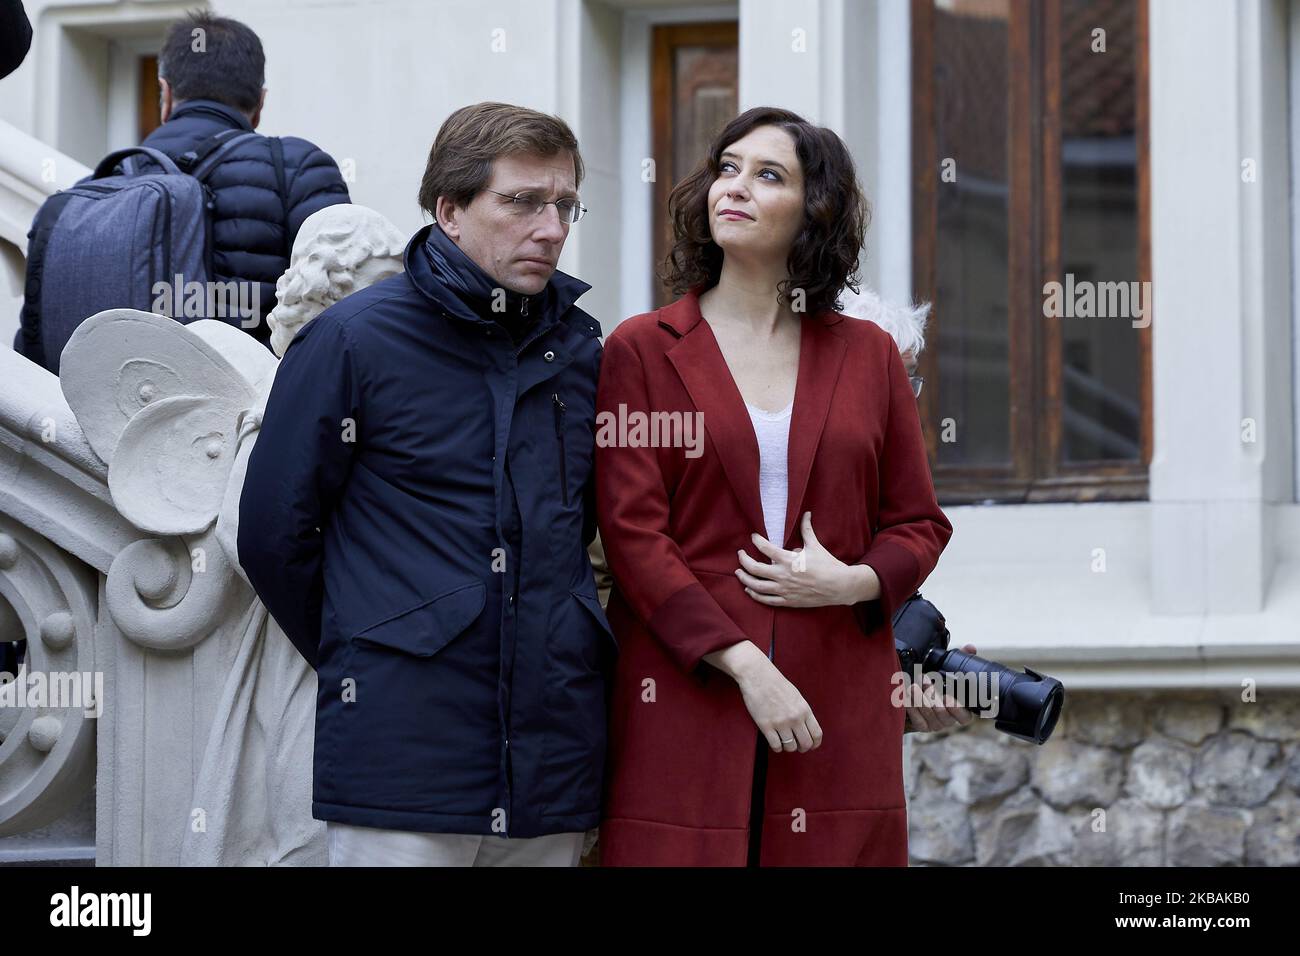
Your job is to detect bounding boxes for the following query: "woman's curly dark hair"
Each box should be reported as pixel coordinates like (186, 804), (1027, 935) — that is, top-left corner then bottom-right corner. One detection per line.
(660, 106), (870, 317)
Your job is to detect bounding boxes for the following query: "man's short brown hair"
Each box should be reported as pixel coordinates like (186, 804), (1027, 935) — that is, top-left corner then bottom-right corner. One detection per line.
(418, 102), (584, 217)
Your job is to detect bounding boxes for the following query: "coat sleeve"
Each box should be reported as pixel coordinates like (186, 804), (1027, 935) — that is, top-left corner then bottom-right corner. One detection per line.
(237, 311), (361, 668)
(851, 338), (953, 636)
(595, 332), (751, 679)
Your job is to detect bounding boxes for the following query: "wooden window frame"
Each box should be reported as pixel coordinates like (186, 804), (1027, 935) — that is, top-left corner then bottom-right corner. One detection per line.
(911, 0), (1152, 504)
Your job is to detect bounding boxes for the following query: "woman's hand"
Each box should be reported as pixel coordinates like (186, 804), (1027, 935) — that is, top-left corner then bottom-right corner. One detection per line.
(902, 644), (979, 733)
(738, 657), (824, 754)
(703, 641), (823, 753)
(736, 511), (876, 608)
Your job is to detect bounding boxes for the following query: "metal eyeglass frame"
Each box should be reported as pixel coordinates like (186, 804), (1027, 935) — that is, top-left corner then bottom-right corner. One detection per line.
(483, 188), (587, 224)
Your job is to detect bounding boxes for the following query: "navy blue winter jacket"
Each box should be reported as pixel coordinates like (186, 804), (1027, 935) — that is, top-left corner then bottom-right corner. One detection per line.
(140, 99), (350, 343)
(238, 222), (614, 838)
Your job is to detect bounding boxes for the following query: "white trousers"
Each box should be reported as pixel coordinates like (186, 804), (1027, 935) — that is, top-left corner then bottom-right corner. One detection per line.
(326, 821), (585, 867)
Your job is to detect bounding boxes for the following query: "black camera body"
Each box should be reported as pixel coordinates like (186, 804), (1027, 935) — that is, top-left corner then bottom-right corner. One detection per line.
(891, 591), (1064, 744)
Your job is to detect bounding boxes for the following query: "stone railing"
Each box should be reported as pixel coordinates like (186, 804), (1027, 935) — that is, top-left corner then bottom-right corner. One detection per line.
(0, 311), (325, 864)
(0, 347), (130, 847)
(0, 204), (405, 865)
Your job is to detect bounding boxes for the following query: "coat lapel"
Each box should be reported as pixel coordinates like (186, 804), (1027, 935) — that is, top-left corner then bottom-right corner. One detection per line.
(783, 317), (846, 548)
(663, 294), (766, 540)
(661, 290), (847, 549)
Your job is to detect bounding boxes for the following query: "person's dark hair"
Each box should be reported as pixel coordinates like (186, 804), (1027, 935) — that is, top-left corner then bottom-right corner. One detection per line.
(661, 106), (870, 317)
(158, 12), (265, 114)
(418, 102), (585, 218)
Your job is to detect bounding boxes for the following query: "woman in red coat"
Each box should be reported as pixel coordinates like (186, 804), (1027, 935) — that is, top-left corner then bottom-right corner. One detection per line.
(594, 106), (955, 866)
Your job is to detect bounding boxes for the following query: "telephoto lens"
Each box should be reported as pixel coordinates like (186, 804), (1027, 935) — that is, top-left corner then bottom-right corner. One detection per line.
(892, 592), (1065, 744)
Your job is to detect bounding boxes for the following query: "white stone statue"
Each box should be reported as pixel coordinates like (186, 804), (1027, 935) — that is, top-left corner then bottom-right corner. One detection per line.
(57, 205), (406, 866)
(267, 204), (406, 357)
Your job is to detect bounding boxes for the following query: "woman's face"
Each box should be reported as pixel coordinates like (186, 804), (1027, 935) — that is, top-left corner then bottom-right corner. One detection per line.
(706, 125), (805, 266)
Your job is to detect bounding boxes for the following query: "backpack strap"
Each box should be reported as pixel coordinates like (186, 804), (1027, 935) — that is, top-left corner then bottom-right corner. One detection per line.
(268, 137), (291, 258)
(92, 146), (182, 179)
(182, 129), (261, 181)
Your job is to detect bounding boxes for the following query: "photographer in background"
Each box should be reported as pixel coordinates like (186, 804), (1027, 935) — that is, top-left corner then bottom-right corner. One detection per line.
(839, 283), (977, 735)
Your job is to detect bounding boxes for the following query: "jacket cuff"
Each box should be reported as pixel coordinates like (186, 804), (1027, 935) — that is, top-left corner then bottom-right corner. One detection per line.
(647, 582), (751, 681)
(852, 540), (921, 636)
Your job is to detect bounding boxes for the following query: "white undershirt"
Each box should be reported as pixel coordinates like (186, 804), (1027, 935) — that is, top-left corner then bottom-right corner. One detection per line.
(745, 399), (793, 549)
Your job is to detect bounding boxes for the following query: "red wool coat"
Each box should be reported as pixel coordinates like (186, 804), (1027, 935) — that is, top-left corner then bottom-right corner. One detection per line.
(594, 289), (953, 866)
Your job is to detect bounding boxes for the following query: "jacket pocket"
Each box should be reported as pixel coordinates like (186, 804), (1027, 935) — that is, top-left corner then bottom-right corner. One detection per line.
(570, 588), (617, 651)
(351, 581), (487, 657)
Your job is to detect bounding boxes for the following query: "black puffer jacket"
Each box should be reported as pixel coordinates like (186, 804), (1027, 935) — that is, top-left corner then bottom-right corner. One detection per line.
(140, 98), (351, 343)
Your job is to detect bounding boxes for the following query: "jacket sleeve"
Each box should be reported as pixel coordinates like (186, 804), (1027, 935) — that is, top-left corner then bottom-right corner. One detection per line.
(282, 140), (351, 242)
(595, 332), (751, 679)
(237, 311), (361, 668)
(851, 337), (953, 636)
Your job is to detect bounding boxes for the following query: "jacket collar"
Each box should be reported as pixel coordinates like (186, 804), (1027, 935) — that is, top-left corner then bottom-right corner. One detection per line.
(166, 98), (254, 132)
(662, 285), (847, 549)
(403, 223), (591, 332)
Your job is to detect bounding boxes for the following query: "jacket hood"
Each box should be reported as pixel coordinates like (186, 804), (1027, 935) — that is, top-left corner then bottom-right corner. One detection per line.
(403, 223), (591, 332)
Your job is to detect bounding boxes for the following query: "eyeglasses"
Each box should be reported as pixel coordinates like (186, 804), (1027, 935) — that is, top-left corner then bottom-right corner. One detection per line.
(909, 375), (925, 398)
(484, 189), (587, 224)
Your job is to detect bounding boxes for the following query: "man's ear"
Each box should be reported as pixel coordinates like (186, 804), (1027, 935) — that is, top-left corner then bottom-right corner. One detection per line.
(159, 77), (174, 123)
(435, 196), (462, 239)
(248, 87), (266, 129)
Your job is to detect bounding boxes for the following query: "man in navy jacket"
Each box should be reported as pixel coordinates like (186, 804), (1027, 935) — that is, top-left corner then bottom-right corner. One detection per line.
(238, 102), (613, 866)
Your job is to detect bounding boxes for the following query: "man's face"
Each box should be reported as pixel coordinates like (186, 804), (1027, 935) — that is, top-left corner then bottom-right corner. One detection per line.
(437, 151), (577, 296)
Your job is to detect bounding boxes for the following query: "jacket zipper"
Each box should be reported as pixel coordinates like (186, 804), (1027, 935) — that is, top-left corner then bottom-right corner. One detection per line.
(147, 180), (173, 299)
(504, 734), (512, 837)
(553, 392), (568, 506)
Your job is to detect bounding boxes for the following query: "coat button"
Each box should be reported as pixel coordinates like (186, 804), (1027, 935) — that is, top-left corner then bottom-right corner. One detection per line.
(543, 350), (555, 362)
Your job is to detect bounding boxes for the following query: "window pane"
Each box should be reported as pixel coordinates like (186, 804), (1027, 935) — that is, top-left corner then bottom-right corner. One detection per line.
(1057, 0), (1143, 462)
(933, 0), (1012, 467)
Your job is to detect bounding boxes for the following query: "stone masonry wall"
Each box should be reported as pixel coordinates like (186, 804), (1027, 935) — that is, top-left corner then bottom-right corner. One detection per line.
(905, 691), (1300, 866)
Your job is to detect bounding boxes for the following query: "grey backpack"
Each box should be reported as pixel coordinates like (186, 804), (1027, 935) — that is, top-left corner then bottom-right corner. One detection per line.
(15, 129), (271, 373)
